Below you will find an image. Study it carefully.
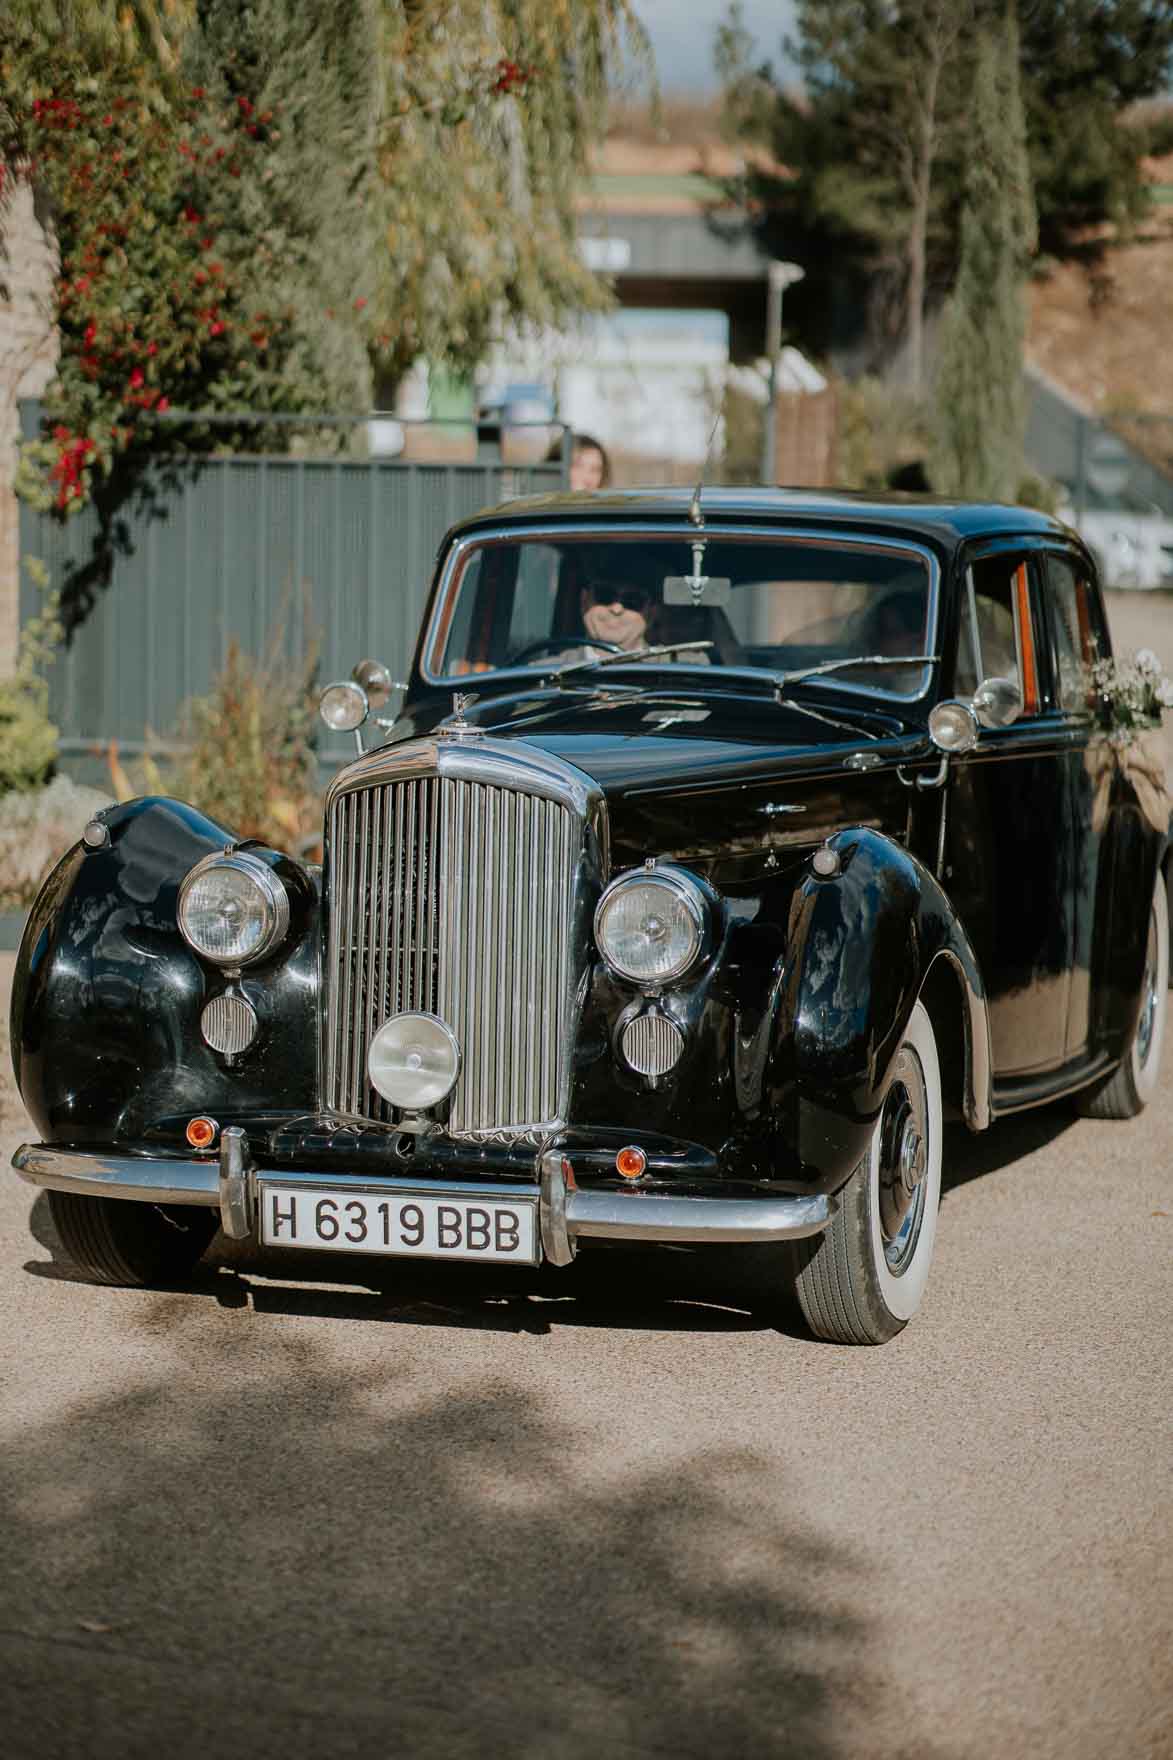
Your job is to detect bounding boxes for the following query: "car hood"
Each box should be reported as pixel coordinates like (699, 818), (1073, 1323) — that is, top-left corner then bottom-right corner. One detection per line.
(384, 682), (929, 868)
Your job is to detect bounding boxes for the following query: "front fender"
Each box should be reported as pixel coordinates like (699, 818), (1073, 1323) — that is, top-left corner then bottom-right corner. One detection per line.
(11, 796), (320, 1146)
(767, 828), (990, 1187)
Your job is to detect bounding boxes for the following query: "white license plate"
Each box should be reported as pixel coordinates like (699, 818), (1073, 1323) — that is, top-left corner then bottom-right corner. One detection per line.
(259, 1184), (539, 1265)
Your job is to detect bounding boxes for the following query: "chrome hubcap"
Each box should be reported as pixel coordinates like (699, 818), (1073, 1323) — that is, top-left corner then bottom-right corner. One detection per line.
(877, 1047), (929, 1276)
(1137, 905), (1159, 1068)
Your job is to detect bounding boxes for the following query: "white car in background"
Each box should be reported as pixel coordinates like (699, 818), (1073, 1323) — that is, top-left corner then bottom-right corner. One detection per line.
(1066, 508), (1173, 591)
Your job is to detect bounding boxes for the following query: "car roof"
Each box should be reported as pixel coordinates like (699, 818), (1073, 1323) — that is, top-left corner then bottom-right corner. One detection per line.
(447, 486), (1081, 553)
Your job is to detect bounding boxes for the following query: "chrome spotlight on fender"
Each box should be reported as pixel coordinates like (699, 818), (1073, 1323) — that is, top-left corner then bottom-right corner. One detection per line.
(319, 679), (369, 736)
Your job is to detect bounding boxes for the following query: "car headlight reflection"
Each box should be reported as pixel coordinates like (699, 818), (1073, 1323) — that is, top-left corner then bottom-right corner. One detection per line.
(594, 869), (708, 985)
(178, 851), (290, 966)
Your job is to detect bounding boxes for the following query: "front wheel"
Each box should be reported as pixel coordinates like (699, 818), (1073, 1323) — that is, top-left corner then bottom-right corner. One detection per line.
(786, 1001), (943, 1345)
(47, 1191), (219, 1287)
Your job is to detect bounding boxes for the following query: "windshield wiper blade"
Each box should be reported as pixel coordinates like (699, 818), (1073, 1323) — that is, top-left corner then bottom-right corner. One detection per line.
(552, 639), (714, 683)
(776, 653), (940, 687)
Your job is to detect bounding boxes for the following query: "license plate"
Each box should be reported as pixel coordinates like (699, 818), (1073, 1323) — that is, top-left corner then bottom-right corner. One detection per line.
(259, 1184), (539, 1265)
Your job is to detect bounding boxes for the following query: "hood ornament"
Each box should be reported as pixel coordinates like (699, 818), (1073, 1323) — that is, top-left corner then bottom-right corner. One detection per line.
(440, 690), (484, 739)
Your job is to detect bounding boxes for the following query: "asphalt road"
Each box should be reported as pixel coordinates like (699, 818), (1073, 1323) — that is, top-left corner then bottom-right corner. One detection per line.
(1, 590), (1171, 1760)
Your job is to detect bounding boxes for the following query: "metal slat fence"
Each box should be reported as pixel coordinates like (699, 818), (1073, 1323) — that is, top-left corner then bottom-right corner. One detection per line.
(17, 404), (566, 782)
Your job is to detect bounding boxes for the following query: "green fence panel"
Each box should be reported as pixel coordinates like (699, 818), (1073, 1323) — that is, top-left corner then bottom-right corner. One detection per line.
(17, 407), (565, 783)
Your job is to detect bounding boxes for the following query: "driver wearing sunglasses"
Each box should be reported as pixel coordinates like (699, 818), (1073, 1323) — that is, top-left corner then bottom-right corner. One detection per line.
(581, 578), (654, 653)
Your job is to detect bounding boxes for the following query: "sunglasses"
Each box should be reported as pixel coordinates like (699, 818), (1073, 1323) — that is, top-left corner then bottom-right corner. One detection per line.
(594, 586), (651, 611)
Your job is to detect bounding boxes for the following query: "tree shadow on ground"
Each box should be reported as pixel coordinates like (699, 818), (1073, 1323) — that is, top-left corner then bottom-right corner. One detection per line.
(0, 1267), (948, 1760)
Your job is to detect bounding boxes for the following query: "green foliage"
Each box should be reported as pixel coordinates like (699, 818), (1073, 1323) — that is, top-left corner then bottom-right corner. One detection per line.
(717, 0), (1173, 371)
(930, 17), (1037, 501)
(0, 676), (58, 795)
(372, 0), (647, 384)
(837, 378), (932, 490)
(164, 635), (322, 853)
(0, 557), (65, 797)
(1018, 1), (1173, 244)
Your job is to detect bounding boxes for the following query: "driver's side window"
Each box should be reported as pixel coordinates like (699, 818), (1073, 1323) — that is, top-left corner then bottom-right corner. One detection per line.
(954, 554), (1041, 715)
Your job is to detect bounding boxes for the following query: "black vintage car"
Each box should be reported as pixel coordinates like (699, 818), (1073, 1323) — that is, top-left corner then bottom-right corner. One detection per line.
(10, 489), (1170, 1343)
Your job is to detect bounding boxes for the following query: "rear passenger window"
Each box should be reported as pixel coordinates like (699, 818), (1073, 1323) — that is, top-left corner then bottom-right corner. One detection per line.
(1045, 552), (1102, 713)
(955, 554), (1041, 714)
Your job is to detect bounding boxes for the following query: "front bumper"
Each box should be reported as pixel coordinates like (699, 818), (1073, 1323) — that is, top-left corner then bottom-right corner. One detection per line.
(12, 1139), (837, 1265)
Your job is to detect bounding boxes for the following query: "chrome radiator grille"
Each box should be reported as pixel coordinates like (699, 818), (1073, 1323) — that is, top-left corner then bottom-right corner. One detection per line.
(325, 776), (578, 1134)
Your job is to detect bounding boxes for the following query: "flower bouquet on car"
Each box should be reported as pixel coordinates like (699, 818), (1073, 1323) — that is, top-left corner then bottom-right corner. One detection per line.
(1089, 648), (1173, 833)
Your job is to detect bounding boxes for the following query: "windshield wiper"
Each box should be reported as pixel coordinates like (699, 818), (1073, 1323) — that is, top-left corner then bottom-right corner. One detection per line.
(552, 640), (714, 684)
(775, 653), (940, 687)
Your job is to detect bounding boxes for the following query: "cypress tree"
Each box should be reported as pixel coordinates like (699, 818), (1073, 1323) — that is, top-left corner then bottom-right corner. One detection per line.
(930, 5), (1037, 502)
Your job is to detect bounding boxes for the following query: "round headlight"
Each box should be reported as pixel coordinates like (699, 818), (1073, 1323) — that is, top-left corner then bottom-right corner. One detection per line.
(595, 869), (708, 986)
(368, 1013), (461, 1110)
(178, 852), (290, 966)
(319, 680), (368, 733)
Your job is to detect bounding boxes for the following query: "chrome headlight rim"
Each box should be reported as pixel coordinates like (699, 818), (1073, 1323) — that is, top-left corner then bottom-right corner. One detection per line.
(178, 849), (291, 968)
(319, 678), (369, 733)
(594, 866), (710, 988)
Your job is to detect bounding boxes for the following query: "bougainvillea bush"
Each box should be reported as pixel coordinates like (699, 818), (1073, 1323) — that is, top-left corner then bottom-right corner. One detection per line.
(10, 63), (337, 524)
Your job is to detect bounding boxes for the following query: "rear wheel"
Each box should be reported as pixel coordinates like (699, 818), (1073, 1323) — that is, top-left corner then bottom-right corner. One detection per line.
(1076, 865), (1169, 1120)
(47, 1191), (218, 1287)
(784, 1001), (943, 1345)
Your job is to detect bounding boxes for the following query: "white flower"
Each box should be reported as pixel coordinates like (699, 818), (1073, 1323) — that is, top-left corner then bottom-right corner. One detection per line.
(1135, 648), (1162, 675)
(1157, 680), (1173, 708)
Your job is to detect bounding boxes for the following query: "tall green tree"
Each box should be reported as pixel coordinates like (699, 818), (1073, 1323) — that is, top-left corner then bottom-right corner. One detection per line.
(719, 0), (970, 389)
(717, 0), (1173, 373)
(929, 10), (1037, 500)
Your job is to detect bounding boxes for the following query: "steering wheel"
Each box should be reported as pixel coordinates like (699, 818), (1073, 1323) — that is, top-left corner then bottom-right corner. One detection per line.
(510, 635), (625, 665)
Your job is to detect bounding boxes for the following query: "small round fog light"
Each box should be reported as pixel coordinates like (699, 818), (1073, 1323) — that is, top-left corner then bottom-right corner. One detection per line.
(812, 845), (841, 878)
(368, 1013), (461, 1110)
(616, 1145), (647, 1180)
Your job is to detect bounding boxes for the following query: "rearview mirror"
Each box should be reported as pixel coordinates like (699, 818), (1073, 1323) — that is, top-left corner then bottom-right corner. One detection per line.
(662, 575), (732, 607)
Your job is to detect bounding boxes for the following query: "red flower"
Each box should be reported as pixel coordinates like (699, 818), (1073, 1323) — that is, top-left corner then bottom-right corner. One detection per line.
(191, 86), (206, 99)
(129, 367), (145, 389)
(157, 397), (170, 413)
(147, 342), (158, 356)
(354, 297), (367, 311)
(83, 322), (97, 347)
(209, 320), (225, 336)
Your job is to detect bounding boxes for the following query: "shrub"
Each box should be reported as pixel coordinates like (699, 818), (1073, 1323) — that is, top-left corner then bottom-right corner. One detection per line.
(163, 635), (322, 853)
(0, 675), (58, 795)
(0, 775), (111, 909)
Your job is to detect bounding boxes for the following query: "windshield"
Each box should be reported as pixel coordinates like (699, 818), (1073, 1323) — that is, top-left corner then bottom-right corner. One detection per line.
(426, 531), (936, 698)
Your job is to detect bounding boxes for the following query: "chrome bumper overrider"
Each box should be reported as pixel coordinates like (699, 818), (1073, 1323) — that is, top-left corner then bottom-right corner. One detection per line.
(11, 1141), (837, 1262)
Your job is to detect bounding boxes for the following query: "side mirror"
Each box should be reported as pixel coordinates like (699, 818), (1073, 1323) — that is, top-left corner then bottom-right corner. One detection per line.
(352, 658), (403, 709)
(972, 675), (1022, 730)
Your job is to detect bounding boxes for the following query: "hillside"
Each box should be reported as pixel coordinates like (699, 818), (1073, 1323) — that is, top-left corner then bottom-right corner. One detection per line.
(1027, 162), (1173, 474)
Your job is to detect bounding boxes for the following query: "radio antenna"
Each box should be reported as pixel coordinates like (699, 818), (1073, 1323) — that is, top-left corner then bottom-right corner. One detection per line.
(688, 405), (723, 529)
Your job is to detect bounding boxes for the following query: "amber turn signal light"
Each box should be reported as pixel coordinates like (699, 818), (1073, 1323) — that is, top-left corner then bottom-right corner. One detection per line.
(615, 1145), (647, 1180)
(186, 1116), (219, 1151)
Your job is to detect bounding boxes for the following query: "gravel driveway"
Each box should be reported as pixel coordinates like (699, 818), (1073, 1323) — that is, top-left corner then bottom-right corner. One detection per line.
(1, 590), (1170, 1760)
(2, 944), (1170, 1760)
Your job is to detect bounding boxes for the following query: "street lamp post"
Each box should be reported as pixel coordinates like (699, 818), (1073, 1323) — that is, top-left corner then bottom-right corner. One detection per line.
(761, 260), (806, 486)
